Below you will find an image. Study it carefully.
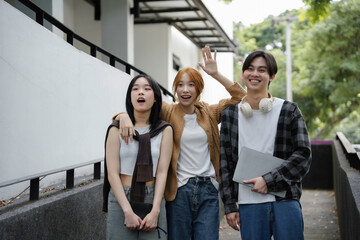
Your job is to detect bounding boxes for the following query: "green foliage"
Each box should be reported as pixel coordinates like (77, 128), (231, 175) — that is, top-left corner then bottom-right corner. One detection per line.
(302, 0), (331, 23)
(269, 49), (286, 100)
(333, 111), (360, 143)
(296, 0), (360, 141)
(234, 0), (360, 143)
(219, 0), (232, 3)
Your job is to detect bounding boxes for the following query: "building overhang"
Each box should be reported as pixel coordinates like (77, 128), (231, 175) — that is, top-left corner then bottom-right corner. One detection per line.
(131, 0), (237, 53)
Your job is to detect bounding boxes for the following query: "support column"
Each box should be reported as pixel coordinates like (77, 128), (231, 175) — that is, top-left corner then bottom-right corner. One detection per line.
(101, 0), (134, 67)
(134, 24), (171, 91)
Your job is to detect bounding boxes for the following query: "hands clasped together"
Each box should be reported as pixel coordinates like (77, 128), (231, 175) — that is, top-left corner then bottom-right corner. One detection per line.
(124, 210), (159, 231)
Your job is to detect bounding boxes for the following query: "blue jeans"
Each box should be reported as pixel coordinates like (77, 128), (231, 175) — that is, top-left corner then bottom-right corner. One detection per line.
(166, 177), (219, 240)
(239, 200), (304, 240)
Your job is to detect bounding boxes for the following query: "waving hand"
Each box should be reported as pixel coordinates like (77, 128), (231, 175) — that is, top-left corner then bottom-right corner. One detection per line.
(198, 45), (218, 77)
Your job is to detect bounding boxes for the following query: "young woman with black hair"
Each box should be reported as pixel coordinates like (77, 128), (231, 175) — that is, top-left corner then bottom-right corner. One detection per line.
(104, 74), (173, 239)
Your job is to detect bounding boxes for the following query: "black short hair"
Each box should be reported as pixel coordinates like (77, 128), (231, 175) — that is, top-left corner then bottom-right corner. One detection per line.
(242, 50), (278, 77)
(125, 74), (162, 130)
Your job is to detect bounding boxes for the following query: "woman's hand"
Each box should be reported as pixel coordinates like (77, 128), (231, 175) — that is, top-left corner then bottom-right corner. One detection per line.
(140, 210), (159, 231)
(115, 113), (135, 144)
(198, 45), (218, 77)
(124, 212), (142, 230)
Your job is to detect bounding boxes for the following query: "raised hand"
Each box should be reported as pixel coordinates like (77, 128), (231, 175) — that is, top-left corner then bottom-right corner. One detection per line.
(198, 45), (218, 77)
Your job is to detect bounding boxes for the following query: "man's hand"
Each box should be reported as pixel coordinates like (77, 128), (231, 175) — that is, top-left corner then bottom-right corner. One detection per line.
(226, 212), (240, 231)
(243, 177), (268, 194)
(115, 113), (135, 144)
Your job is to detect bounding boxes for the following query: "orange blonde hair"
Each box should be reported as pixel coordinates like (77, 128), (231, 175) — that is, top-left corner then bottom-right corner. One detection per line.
(172, 67), (204, 103)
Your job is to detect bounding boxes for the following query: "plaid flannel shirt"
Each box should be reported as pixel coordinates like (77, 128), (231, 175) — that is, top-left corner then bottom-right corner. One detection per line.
(219, 100), (312, 214)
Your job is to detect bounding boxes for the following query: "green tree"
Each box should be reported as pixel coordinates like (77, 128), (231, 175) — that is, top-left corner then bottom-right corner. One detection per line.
(302, 0), (331, 23)
(233, 10), (300, 99)
(294, 0), (360, 140)
(233, 0), (360, 142)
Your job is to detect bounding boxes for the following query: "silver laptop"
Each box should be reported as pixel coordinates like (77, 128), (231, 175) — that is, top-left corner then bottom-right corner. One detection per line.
(233, 147), (286, 198)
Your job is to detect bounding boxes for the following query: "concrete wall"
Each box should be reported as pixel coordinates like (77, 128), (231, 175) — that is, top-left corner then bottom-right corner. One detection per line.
(0, 0), (131, 199)
(332, 140), (360, 240)
(4, 0), (53, 31)
(102, 0), (134, 65)
(73, 0), (102, 54)
(134, 23), (235, 106)
(0, 180), (106, 240)
(134, 23), (171, 89)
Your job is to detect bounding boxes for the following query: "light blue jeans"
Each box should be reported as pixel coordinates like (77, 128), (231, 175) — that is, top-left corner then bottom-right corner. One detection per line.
(238, 200), (304, 240)
(166, 177), (220, 240)
(106, 185), (167, 240)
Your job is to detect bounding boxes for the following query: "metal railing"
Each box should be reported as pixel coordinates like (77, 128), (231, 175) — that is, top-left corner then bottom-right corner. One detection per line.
(336, 132), (360, 170)
(0, 159), (103, 201)
(16, 0), (175, 102)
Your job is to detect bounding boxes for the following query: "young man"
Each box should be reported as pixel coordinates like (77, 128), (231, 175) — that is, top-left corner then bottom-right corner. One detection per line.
(219, 50), (312, 240)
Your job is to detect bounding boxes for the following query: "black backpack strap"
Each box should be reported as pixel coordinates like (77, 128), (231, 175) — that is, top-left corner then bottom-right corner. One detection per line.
(103, 121), (119, 212)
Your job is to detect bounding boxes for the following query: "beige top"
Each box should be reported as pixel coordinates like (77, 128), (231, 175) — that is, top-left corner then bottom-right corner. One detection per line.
(162, 82), (246, 201)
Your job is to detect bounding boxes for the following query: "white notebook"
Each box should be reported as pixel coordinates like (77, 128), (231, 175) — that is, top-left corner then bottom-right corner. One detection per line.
(233, 147), (286, 198)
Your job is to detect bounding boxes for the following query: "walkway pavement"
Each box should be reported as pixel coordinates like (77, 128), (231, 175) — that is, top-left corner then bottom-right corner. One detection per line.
(219, 189), (340, 240)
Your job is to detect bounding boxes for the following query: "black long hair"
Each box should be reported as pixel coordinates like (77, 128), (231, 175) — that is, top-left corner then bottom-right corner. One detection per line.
(125, 74), (162, 130)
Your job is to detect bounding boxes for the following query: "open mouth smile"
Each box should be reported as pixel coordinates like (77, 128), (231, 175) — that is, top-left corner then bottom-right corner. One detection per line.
(250, 79), (261, 83)
(181, 95), (191, 99)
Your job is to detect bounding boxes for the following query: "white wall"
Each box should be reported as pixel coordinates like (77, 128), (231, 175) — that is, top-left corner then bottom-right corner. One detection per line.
(51, 0), (65, 39)
(170, 27), (200, 91)
(134, 24), (171, 89)
(102, 0), (134, 64)
(201, 0), (235, 105)
(63, 0), (75, 31)
(201, 53), (235, 105)
(0, 0), (131, 199)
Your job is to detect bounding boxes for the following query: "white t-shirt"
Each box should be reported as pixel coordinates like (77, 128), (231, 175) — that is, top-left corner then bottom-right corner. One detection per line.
(237, 97), (285, 204)
(177, 113), (217, 188)
(119, 125), (162, 177)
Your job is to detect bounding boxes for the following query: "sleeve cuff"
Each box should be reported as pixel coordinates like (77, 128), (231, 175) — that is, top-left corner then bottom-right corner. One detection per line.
(262, 172), (276, 192)
(225, 82), (246, 100)
(224, 203), (238, 215)
(112, 112), (125, 121)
